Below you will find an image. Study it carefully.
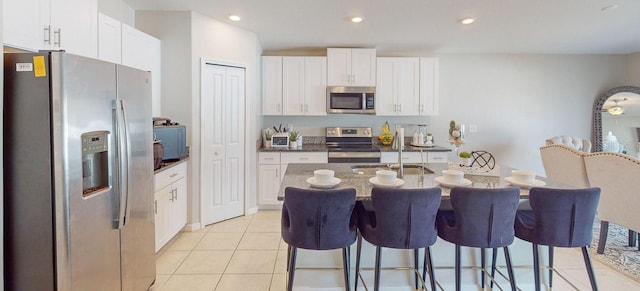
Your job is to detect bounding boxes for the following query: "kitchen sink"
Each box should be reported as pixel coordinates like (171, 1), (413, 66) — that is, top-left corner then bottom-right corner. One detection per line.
(351, 164), (434, 175)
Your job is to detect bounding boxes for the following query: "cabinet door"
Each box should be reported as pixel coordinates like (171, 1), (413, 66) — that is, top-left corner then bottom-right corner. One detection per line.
(351, 48), (377, 86)
(3, 0), (49, 51)
(121, 24), (162, 116)
(50, 0), (97, 58)
(419, 58), (440, 115)
(262, 56), (283, 115)
(170, 177), (187, 235)
(98, 13), (122, 64)
(395, 58), (420, 116)
(375, 58), (397, 116)
(327, 48), (351, 86)
(154, 187), (172, 252)
(381, 151), (424, 164)
(427, 152), (448, 163)
(281, 152), (328, 164)
(282, 57), (305, 115)
(258, 164), (282, 206)
(303, 57), (327, 116)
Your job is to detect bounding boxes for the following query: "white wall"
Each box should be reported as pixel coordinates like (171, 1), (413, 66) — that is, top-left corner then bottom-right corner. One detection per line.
(135, 11), (192, 128)
(136, 11), (261, 228)
(628, 52), (640, 84)
(190, 12), (261, 219)
(97, 0), (135, 26)
(266, 54), (628, 175)
(436, 54), (627, 173)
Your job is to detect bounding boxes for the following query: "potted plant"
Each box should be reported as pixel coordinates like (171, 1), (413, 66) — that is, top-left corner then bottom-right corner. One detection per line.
(459, 151), (472, 167)
(263, 128), (273, 148)
(289, 131), (300, 149)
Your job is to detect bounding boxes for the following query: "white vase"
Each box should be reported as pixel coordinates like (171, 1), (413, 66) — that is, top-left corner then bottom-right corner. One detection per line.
(289, 140), (298, 149)
(460, 157), (471, 167)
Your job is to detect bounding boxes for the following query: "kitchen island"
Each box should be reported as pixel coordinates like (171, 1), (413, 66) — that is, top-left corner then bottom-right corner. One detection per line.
(278, 162), (568, 200)
(277, 162), (570, 290)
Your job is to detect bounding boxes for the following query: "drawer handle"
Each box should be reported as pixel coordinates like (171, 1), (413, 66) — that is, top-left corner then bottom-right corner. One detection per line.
(264, 157), (274, 160)
(432, 157), (444, 160)
(169, 173), (178, 178)
(299, 158), (309, 160)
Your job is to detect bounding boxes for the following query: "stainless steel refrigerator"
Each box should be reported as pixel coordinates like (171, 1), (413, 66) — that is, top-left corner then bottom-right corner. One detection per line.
(3, 51), (156, 290)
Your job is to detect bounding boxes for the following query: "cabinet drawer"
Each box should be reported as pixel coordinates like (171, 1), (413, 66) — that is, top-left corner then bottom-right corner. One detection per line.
(258, 152), (281, 164)
(381, 151), (424, 164)
(281, 152), (327, 164)
(154, 162), (187, 190)
(427, 152), (448, 163)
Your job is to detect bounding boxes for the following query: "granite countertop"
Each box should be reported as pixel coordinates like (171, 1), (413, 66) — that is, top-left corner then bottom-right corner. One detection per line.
(259, 143), (452, 153)
(277, 163), (569, 201)
(154, 157), (189, 174)
(378, 144), (451, 152)
(259, 144), (329, 152)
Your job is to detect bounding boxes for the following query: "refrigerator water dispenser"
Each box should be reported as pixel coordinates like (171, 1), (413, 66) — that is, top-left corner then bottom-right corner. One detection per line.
(82, 131), (110, 196)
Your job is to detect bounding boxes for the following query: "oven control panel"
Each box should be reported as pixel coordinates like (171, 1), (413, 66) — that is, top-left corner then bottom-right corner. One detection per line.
(325, 127), (372, 138)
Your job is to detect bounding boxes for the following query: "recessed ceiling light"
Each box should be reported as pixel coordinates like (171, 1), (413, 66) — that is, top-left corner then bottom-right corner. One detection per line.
(351, 17), (364, 23)
(601, 4), (619, 11)
(460, 18), (475, 25)
(229, 15), (241, 21)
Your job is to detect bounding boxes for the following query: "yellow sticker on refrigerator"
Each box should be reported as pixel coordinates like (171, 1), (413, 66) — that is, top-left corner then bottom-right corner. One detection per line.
(33, 56), (46, 77)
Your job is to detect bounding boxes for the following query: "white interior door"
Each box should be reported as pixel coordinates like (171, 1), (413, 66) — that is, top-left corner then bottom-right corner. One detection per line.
(201, 63), (245, 225)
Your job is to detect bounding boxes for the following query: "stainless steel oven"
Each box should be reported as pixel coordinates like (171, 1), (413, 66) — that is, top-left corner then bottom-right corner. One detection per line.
(326, 127), (381, 163)
(327, 86), (375, 114)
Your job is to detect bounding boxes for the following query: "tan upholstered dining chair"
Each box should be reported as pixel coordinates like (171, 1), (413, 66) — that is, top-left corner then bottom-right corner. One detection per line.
(545, 135), (592, 153)
(539, 144), (590, 188)
(584, 152), (640, 254)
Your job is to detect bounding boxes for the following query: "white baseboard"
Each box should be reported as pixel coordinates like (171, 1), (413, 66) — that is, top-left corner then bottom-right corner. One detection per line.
(182, 222), (201, 232)
(246, 207), (259, 215)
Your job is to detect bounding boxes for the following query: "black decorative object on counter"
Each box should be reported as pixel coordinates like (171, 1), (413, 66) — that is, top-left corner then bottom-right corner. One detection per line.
(471, 150), (496, 170)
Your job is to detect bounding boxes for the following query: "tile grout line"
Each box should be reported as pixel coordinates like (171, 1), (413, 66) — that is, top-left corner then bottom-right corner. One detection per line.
(212, 214), (254, 291)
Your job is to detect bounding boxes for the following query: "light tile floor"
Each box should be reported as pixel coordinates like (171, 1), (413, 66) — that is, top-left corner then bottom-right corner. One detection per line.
(151, 210), (640, 290)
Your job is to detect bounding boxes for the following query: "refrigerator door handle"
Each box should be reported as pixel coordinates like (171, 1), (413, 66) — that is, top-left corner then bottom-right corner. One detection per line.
(114, 99), (132, 229)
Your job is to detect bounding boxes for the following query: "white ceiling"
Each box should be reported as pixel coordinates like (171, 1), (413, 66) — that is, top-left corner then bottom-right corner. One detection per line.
(123, 0), (640, 54)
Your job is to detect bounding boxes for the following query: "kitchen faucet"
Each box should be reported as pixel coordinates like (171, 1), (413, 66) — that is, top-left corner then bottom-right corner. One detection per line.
(396, 130), (404, 178)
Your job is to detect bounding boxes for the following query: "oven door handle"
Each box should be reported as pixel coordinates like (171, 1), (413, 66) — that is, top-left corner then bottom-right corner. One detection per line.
(328, 152), (381, 158)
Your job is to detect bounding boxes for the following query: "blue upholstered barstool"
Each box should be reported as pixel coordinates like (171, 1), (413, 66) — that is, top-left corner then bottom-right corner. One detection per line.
(281, 187), (357, 291)
(436, 187), (520, 291)
(514, 187), (601, 291)
(355, 187), (442, 291)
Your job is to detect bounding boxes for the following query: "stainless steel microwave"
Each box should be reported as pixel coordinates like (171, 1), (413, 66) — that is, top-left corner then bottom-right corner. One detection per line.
(153, 125), (187, 160)
(326, 86), (375, 114)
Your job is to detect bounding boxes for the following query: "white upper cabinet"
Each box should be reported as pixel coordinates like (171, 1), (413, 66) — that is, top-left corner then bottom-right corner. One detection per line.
(281, 56), (327, 116)
(327, 48), (376, 86)
(121, 24), (162, 116)
(302, 57), (328, 115)
(98, 13), (122, 64)
(50, 0), (97, 58)
(4, 0), (98, 58)
(262, 56), (283, 115)
(376, 57), (420, 116)
(3, 0), (49, 51)
(419, 58), (440, 115)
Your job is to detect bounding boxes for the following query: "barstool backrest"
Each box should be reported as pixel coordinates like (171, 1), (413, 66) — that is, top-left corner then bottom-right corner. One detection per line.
(282, 187), (357, 250)
(448, 187), (520, 248)
(526, 187), (600, 247)
(369, 187), (442, 249)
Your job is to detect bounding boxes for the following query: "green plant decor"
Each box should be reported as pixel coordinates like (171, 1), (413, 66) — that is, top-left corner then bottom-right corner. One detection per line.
(264, 129), (273, 140)
(459, 151), (472, 158)
(289, 131), (299, 142)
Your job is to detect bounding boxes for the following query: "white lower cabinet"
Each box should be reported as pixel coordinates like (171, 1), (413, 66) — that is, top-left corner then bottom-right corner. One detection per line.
(380, 151), (448, 164)
(258, 152), (328, 208)
(154, 161), (188, 252)
(258, 152), (283, 207)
